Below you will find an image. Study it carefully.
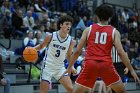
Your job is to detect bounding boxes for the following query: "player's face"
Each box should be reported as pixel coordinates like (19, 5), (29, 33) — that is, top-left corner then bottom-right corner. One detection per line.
(60, 22), (72, 33)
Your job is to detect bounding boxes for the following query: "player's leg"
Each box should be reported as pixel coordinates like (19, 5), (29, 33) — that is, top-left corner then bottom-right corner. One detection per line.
(107, 87), (112, 93)
(59, 75), (73, 93)
(90, 81), (103, 93)
(55, 67), (73, 93)
(98, 80), (107, 93)
(90, 81), (97, 93)
(109, 80), (126, 93)
(40, 64), (52, 93)
(101, 81), (107, 93)
(100, 62), (127, 93)
(74, 83), (89, 93)
(74, 60), (98, 93)
(40, 80), (49, 93)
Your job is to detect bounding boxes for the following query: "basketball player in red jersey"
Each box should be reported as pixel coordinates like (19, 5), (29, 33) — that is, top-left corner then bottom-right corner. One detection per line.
(64, 4), (140, 93)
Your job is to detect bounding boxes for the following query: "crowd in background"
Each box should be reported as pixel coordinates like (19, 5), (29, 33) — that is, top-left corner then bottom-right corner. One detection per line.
(0, 0), (140, 93)
(0, 0), (140, 86)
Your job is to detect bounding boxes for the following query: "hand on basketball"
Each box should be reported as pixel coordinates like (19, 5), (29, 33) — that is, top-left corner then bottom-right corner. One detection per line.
(130, 70), (140, 83)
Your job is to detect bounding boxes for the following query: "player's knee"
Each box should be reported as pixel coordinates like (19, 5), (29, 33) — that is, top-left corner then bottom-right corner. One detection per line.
(116, 89), (126, 93)
(112, 87), (126, 93)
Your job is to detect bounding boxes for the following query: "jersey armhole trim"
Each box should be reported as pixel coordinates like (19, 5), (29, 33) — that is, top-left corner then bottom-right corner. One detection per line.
(112, 28), (116, 44)
(87, 25), (92, 40)
(47, 32), (53, 48)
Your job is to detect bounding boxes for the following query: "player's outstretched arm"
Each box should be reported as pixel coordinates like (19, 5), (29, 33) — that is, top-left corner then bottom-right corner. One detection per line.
(65, 27), (90, 75)
(114, 30), (140, 83)
(66, 40), (77, 74)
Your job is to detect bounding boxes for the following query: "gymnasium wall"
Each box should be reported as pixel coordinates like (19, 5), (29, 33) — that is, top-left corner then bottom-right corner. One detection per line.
(105, 0), (134, 8)
(136, 0), (140, 10)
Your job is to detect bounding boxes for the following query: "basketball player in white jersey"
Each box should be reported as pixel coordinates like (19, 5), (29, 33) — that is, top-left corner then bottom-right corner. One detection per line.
(34, 15), (76, 93)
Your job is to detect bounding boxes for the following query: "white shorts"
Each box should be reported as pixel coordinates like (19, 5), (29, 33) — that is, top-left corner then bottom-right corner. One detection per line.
(40, 65), (66, 83)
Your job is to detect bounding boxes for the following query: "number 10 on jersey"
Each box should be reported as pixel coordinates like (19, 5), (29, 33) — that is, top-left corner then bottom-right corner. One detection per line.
(95, 32), (107, 44)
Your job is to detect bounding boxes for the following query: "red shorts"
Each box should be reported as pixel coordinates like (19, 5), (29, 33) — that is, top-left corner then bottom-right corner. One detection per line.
(75, 60), (120, 89)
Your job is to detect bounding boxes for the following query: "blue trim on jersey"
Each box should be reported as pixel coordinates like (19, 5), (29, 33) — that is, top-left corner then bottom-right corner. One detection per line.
(43, 48), (48, 61)
(50, 32), (53, 43)
(56, 31), (69, 43)
(40, 62), (45, 80)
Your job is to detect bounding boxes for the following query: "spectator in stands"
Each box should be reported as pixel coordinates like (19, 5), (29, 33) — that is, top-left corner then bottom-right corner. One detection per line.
(40, 13), (52, 32)
(38, 25), (50, 43)
(45, 0), (55, 11)
(121, 8), (129, 23)
(33, 0), (47, 13)
(1, 9), (14, 38)
(49, 20), (57, 33)
(28, 6), (39, 24)
(75, 15), (87, 39)
(23, 10), (36, 31)
(18, 0), (29, 10)
(110, 6), (119, 29)
(40, 13), (49, 24)
(11, 7), (27, 38)
(124, 39), (136, 60)
(0, 0), (11, 16)
(133, 42), (140, 58)
(35, 30), (42, 45)
(132, 49), (140, 70)
(87, 15), (96, 27)
(23, 30), (37, 48)
(0, 54), (10, 93)
(14, 31), (37, 55)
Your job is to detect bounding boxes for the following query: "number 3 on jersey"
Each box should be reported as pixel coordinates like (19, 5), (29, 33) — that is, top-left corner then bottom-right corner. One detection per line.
(95, 32), (107, 44)
(55, 50), (60, 57)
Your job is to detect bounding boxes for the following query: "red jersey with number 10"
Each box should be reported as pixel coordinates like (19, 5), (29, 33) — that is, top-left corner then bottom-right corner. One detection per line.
(85, 23), (115, 62)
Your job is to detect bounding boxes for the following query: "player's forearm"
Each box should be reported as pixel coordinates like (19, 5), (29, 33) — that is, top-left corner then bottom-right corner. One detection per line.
(67, 56), (77, 70)
(66, 55), (71, 64)
(68, 51), (81, 70)
(34, 44), (43, 51)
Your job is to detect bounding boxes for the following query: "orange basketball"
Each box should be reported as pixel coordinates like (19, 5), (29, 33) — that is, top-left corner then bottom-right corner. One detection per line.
(23, 47), (38, 62)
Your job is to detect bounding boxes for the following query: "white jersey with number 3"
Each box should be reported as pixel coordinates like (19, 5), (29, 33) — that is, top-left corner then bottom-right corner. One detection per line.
(43, 31), (72, 69)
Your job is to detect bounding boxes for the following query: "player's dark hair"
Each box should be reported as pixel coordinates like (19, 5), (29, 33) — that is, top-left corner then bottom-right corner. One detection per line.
(57, 15), (73, 29)
(95, 4), (114, 21)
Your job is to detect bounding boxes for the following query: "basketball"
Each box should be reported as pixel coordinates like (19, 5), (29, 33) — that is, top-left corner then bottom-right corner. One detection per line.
(23, 47), (38, 62)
